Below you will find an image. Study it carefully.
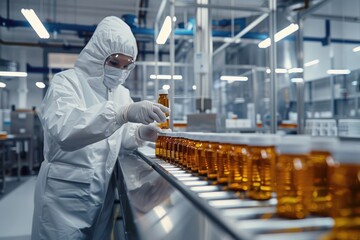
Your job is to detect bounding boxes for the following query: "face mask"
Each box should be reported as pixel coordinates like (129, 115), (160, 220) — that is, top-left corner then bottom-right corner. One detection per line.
(103, 65), (130, 89)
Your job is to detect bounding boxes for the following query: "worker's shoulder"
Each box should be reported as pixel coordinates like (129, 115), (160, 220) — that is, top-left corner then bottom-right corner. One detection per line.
(51, 69), (80, 88)
(52, 69), (77, 82)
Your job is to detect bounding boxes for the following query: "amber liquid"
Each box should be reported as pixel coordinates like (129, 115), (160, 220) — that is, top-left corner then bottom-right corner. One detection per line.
(217, 143), (231, 184)
(166, 136), (173, 162)
(180, 138), (188, 167)
(204, 142), (218, 179)
(155, 136), (162, 158)
(174, 137), (181, 165)
(198, 142), (208, 175)
(324, 163), (360, 240)
(248, 146), (277, 200)
(170, 137), (178, 164)
(189, 140), (199, 172)
(158, 94), (169, 129)
(276, 154), (313, 219)
(309, 151), (332, 216)
(228, 144), (250, 191)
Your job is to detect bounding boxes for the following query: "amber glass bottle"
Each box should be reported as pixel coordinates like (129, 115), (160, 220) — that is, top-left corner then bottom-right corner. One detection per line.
(157, 89), (169, 129)
(216, 135), (232, 184)
(276, 136), (312, 219)
(204, 135), (219, 180)
(228, 135), (250, 191)
(248, 135), (280, 200)
(308, 137), (339, 216)
(324, 143), (360, 240)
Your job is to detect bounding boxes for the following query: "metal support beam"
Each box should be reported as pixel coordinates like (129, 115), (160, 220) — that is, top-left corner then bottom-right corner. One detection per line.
(213, 13), (268, 56)
(311, 13), (360, 23)
(300, 0), (330, 18)
(269, 0), (277, 134)
(296, 15), (305, 134)
(170, 0), (175, 129)
(155, 0), (167, 23)
(194, 0), (212, 112)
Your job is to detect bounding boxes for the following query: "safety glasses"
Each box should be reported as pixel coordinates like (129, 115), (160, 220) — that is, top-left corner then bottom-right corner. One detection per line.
(105, 54), (136, 71)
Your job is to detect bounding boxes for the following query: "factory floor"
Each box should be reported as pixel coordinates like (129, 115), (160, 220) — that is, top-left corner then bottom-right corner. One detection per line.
(0, 176), (125, 240)
(0, 176), (36, 240)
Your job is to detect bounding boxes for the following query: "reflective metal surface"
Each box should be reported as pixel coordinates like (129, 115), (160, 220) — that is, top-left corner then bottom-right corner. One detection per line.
(117, 146), (333, 240)
(117, 152), (235, 240)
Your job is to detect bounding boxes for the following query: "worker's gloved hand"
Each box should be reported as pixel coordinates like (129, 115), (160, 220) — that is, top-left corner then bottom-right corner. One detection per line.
(116, 100), (169, 125)
(137, 123), (162, 142)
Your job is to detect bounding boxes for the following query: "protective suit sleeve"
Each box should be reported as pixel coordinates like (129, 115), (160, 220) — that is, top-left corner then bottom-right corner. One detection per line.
(119, 123), (145, 150)
(41, 76), (123, 151)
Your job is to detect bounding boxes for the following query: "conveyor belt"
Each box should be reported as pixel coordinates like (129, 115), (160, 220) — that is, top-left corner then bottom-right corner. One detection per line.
(116, 146), (333, 240)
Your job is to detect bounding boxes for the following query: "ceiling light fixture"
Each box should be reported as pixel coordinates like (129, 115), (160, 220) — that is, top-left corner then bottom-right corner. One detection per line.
(304, 59), (320, 67)
(291, 78), (304, 83)
(288, 68), (304, 73)
(156, 16), (172, 44)
(258, 23), (299, 48)
(220, 76), (248, 81)
(327, 69), (351, 75)
(36, 82), (46, 89)
(0, 71), (28, 77)
(21, 9), (50, 39)
(162, 84), (170, 90)
(150, 74), (182, 80)
(352, 46), (360, 52)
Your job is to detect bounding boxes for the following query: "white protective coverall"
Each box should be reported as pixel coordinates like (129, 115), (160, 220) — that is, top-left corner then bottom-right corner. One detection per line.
(32, 16), (146, 239)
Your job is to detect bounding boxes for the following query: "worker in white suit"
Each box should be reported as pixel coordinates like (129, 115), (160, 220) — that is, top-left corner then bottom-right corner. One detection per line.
(31, 16), (169, 239)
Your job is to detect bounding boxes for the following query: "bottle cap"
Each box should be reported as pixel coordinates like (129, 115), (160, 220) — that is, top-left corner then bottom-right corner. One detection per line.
(159, 89), (168, 95)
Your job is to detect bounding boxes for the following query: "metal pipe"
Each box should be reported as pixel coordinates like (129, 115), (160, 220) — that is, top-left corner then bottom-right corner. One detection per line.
(213, 13), (269, 56)
(269, 0), (277, 134)
(311, 13), (360, 23)
(156, 0), (167, 23)
(252, 68), (258, 128)
(154, 22), (159, 105)
(175, 1), (270, 13)
(296, 14), (305, 134)
(170, 0), (175, 130)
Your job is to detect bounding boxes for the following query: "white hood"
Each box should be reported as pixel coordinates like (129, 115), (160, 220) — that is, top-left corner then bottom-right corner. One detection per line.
(74, 16), (138, 94)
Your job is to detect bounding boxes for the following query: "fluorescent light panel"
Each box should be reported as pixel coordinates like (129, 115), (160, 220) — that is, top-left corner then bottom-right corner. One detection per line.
(21, 9), (50, 39)
(258, 23), (299, 48)
(352, 46), (360, 52)
(0, 82), (6, 88)
(288, 68), (303, 73)
(156, 16), (172, 44)
(304, 59), (319, 67)
(327, 69), (351, 75)
(162, 84), (170, 90)
(36, 82), (46, 89)
(266, 68), (288, 74)
(0, 71), (28, 77)
(220, 76), (248, 81)
(291, 78), (304, 83)
(150, 74), (182, 80)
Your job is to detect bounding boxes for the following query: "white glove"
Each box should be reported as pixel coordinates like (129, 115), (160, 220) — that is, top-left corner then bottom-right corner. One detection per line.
(137, 123), (162, 142)
(116, 100), (169, 125)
